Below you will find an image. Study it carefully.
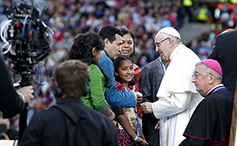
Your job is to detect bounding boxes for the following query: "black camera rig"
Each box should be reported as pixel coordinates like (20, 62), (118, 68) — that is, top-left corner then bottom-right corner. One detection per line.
(1, 1), (53, 86)
(0, 1), (53, 141)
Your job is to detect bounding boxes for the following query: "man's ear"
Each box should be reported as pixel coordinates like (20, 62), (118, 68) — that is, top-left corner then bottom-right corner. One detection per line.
(104, 38), (110, 47)
(208, 74), (215, 84)
(168, 38), (173, 48)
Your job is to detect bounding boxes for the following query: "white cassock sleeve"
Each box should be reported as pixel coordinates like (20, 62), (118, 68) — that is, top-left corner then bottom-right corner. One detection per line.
(152, 92), (192, 119)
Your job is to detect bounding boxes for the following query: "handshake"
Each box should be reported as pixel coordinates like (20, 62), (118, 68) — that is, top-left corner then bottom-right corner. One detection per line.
(135, 91), (143, 106)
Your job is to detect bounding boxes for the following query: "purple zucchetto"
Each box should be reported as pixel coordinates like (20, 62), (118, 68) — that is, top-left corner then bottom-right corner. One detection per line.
(201, 59), (223, 76)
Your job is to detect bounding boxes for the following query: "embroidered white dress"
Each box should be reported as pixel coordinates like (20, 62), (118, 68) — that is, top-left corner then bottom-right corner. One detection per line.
(152, 44), (204, 146)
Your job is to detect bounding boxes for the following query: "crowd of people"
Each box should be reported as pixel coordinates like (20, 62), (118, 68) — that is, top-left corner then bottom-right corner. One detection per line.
(0, 0), (236, 145)
(0, 0), (186, 133)
(0, 0), (234, 112)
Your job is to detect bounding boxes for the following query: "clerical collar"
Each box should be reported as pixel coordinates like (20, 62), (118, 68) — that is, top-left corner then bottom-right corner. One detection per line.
(169, 44), (184, 61)
(205, 84), (225, 97)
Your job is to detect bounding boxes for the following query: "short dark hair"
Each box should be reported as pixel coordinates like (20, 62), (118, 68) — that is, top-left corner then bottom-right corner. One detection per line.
(53, 60), (88, 97)
(98, 25), (123, 43)
(113, 55), (135, 86)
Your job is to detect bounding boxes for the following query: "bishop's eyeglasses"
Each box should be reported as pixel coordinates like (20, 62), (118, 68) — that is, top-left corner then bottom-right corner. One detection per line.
(192, 72), (211, 79)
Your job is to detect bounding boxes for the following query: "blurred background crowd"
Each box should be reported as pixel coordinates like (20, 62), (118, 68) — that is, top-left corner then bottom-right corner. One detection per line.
(0, 0), (237, 140)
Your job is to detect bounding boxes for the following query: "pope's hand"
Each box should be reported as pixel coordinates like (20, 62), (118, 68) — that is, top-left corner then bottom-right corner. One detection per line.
(140, 102), (153, 113)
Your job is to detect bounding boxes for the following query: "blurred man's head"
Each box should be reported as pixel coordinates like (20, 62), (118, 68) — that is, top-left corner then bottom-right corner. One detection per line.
(98, 25), (123, 60)
(191, 59), (222, 97)
(53, 60), (88, 98)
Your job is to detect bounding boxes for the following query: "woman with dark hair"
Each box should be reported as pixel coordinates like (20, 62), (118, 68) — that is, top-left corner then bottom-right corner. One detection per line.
(120, 28), (141, 93)
(65, 32), (114, 119)
(120, 28), (143, 118)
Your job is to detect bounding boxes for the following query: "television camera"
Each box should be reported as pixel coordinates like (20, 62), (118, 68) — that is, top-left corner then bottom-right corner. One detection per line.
(0, 1), (53, 86)
(0, 1), (54, 141)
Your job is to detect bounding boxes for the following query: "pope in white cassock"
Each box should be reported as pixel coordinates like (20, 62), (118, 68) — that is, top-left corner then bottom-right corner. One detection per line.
(140, 27), (203, 146)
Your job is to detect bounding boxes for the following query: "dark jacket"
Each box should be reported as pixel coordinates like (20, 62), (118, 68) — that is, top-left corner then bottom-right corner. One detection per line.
(19, 97), (118, 146)
(0, 55), (23, 118)
(140, 57), (168, 146)
(180, 88), (233, 146)
(209, 30), (237, 96)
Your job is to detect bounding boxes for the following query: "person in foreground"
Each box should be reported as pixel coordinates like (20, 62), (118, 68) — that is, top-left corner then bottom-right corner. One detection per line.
(140, 27), (203, 146)
(180, 59), (233, 146)
(19, 60), (118, 146)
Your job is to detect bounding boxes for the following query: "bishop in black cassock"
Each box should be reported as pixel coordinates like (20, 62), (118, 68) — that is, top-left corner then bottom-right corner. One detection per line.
(180, 59), (234, 146)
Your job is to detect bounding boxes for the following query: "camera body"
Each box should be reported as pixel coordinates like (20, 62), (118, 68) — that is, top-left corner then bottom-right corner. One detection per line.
(1, 2), (52, 84)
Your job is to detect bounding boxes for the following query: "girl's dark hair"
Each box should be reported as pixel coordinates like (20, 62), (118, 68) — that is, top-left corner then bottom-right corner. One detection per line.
(120, 28), (135, 56)
(113, 55), (135, 86)
(65, 32), (110, 87)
